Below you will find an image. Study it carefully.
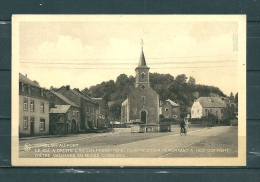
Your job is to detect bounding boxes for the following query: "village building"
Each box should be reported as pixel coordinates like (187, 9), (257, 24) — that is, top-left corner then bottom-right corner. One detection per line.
(19, 73), (49, 137)
(46, 91), (81, 135)
(191, 97), (227, 119)
(92, 98), (108, 127)
(55, 86), (99, 131)
(121, 48), (160, 125)
(160, 99), (180, 119)
(121, 45), (170, 132)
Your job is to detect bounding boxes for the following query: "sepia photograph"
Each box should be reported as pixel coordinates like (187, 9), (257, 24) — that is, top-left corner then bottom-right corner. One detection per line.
(12, 15), (246, 166)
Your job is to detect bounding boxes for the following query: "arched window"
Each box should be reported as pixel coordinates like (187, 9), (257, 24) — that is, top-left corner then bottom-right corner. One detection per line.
(141, 73), (145, 79)
(141, 96), (146, 104)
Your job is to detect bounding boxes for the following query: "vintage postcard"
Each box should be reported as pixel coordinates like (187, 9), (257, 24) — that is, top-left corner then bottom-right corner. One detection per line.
(12, 15), (246, 166)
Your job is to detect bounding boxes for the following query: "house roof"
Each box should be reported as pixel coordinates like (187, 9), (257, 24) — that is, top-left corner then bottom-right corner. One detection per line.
(166, 99), (179, 107)
(19, 73), (41, 88)
(160, 99), (179, 107)
(92, 98), (102, 104)
(196, 97), (227, 108)
(49, 105), (71, 113)
(70, 89), (96, 104)
(50, 91), (80, 108)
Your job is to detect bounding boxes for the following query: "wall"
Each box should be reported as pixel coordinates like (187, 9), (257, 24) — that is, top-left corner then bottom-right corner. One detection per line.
(129, 86), (159, 124)
(19, 96), (49, 136)
(161, 101), (180, 119)
(191, 101), (203, 119)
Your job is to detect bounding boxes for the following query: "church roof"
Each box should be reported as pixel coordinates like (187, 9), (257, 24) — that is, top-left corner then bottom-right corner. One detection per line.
(139, 50), (147, 66)
(136, 50), (149, 69)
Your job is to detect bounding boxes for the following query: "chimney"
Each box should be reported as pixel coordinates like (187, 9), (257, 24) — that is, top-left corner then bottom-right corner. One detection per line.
(66, 85), (70, 91)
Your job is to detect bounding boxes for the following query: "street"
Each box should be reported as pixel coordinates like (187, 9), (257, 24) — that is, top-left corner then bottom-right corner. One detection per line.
(19, 126), (238, 158)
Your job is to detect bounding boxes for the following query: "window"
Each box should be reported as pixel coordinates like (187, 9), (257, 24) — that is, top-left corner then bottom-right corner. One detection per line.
(23, 116), (28, 129)
(21, 83), (25, 92)
(141, 96), (146, 104)
(93, 107), (95, 114)
(73, 111), (76, 116)
(192, 110), (194, 114)
(141, 73), (145, 79)
(197, 110), (199, 114)
(150, 108), (155, 114)
(87, 105), (91, 113)
(141, 85), (145, 89)
(221, 109), (224, 113)
(76, 111), (79, 118)
(23, 99), (28, 111)
(165, 108), (169, 111)
(210, 109), (212, 113)
(205, 109), (208, 113)
(41, 103), (44, 113)
(30, 101), (34, 112)
(40, 119), (45, 130)
(133, 108), (137, 115)
(58, 114), (64, 123)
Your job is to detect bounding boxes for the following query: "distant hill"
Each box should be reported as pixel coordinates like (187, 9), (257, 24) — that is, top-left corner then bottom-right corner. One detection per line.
(81, 73), (226, 119)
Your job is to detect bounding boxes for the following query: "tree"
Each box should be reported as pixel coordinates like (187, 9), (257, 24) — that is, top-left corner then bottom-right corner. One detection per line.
(234, 93), (238, 103)
(175, 74), (187, 85)
(230, 92), (235, 100)
(108, 102), (121, 120)
(187, 76), (196, 86)
(221, 105), (235, 125)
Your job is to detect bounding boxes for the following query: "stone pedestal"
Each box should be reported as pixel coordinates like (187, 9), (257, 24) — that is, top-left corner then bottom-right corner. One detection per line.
(131, 124), (171, 133)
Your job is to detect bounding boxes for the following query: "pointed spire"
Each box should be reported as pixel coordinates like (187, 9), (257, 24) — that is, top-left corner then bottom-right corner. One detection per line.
(138, 39), (147, 67)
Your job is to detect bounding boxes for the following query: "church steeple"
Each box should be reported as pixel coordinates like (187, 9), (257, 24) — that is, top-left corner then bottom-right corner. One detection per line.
(138, 39), (147, 67)
(135, 40), (150, 88)
(138, 50), (147, 67)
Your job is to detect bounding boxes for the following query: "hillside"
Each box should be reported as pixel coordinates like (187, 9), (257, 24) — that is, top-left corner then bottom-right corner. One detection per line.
(81, 73), (227, 119)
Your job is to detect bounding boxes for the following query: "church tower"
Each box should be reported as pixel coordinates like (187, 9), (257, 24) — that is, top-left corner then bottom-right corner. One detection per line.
(135, 42), (150, 88)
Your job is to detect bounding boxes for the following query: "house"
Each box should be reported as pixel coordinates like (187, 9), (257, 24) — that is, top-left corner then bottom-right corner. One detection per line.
(92, 98), (108, 127)
(46, 91), (81, 134)
(19, 73), (49, 137)
(191, 97), (227, 119)
(55, 86), (98, 131)
(160, 99), (180, 119)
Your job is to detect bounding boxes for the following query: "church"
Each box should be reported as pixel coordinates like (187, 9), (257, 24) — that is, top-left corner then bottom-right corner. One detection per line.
(121, 44), (171, 132)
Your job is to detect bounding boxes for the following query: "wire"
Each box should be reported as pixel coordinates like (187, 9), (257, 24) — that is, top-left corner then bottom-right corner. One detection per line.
(20, 60), (237, 65)
(19, 65), (236, 69)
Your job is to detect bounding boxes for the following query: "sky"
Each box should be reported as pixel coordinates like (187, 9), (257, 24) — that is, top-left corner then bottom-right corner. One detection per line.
(18, 16), (239, 96)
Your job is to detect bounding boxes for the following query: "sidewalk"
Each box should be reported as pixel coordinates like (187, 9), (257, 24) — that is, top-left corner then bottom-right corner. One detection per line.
(20, 128), (131, 140)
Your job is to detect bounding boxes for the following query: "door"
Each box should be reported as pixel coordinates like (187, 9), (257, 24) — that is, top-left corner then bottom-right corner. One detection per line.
(66, 123), (69, 133)
(141, 110), (147, 123)
(30, 118), (34, 135)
